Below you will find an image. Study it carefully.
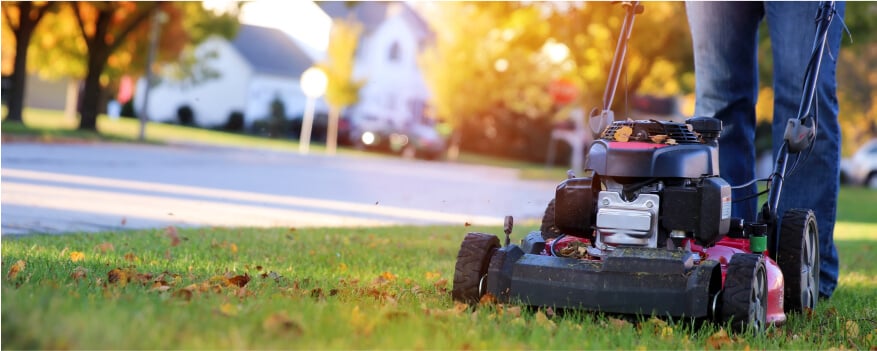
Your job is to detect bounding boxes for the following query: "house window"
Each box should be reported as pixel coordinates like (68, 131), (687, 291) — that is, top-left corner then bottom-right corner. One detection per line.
(389, 41), (401, 62)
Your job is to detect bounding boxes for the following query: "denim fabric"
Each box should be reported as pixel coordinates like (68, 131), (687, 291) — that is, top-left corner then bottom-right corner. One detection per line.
(686, 1), (845, 298)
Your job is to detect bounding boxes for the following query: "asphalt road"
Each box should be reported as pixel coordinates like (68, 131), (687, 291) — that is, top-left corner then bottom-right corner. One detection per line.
(1, 142), (557, 235)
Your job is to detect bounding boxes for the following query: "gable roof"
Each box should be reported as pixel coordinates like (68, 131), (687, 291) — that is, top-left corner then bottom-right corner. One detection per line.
(317, 1), (433, 41)
(231, 24), (314, 78)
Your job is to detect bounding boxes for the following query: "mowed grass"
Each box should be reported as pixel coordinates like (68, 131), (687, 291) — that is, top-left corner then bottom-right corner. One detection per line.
(3, 189), (877, 349)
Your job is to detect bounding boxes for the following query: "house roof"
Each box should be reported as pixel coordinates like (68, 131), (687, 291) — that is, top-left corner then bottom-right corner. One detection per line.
(231, 24), (314, 78)
(317, 1), (433, 41)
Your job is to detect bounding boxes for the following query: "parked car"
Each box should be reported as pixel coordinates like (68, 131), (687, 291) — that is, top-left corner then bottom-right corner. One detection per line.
(349, 115), (446, 160)
(841, 139), (877, 188)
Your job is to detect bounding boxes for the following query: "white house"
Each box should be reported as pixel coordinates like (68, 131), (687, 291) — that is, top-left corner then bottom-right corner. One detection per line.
(134, 24), (328, 128)
(318, 2), (434, 131)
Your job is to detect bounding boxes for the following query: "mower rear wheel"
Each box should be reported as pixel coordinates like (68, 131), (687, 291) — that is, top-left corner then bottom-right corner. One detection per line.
(721, 254), (768, 332)
(778, 209), (820, 313)
(540, 199), (562, 240)
(452, 233), (500, 304)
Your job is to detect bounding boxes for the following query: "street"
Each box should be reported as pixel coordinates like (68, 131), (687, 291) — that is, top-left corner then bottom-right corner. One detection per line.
(1, 142), (557, 235)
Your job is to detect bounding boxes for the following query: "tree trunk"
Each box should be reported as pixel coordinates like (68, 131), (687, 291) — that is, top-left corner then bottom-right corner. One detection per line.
(3, 2), (38, 124)
(78, 52), (107, 131)
(447, 129), (462, 161)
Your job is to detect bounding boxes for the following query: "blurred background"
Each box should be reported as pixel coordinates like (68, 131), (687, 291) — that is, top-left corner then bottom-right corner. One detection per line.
(2, 1), (876, 172)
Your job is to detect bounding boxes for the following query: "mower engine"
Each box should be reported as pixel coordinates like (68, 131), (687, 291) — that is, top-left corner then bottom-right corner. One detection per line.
(554, 117), (732, 255)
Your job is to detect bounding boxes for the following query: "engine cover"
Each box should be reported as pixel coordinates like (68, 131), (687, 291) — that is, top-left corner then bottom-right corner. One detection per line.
(555, 176), (599, 238)
(595, 192), (660, 248)
(661, 177), (732, 246)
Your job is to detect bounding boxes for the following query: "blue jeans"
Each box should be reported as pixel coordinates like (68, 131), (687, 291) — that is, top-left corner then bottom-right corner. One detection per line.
(686, 1), (845, 298)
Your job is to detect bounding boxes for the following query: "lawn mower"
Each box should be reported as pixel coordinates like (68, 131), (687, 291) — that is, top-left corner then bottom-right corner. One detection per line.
(452, 1), (837, 331)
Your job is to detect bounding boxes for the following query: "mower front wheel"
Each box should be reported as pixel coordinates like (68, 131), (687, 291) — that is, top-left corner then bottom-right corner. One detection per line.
(778, 209), (820, 312)
(540, 198), (562, 240)
(452, 233), (500, 304)
(721, 254), (768, 332)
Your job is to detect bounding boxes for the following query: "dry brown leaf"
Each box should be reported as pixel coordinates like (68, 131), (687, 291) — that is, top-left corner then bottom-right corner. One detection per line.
(95, 242), (115, 253)
(71, 266), (88, 281)
(124, 252), (138, 262)
(107, 268), (128, 285)
(650, 134), (668, 143)
(607, 317), (632, 329)
(166, 226), (181, 247)
(433, 278), (448, 289)
(479, 292), (497, 306)
(7, 260), (25, 279)
(70, 251), (85, 262)
(263, 313), (304, 335)
(227, 274), (250, 288)
(706, 328), (734, 350)
(614, 126), (633, 142)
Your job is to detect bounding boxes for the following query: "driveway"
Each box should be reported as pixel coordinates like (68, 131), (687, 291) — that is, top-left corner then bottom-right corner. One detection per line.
(1, 142), (557, 235)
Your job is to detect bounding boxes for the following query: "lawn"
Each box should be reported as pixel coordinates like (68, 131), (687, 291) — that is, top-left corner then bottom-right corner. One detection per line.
(3, 188), (876, 349)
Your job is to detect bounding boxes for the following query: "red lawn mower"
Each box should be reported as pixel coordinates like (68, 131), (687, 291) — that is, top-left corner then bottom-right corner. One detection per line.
(452, 1), (837, 331)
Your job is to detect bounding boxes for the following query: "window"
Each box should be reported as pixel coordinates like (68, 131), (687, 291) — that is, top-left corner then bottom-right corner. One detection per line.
(388, 41), (401, 62)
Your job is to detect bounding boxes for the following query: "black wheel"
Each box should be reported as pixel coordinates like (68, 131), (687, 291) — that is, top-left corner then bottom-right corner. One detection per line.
(540, 199), (562, 240)
(721, 254), (768, 332)
(452, 233), (500, 304)
(778, 209), (820, 312)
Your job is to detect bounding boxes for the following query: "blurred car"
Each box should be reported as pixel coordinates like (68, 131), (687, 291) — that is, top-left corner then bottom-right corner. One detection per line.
(841, 138), (877, 188)
(350, 115), (446, 160)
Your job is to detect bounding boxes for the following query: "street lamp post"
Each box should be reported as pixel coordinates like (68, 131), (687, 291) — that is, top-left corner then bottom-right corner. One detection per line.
(299, 67), (328, 155)
(139, 9), (168, 142)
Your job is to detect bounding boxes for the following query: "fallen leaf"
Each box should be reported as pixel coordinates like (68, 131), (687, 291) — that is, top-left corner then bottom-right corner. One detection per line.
(433, 278), (449, 290)
(229, 243), (238, 254)
(380, 271), (397, 282)
(166, 226), (181, 247)
(107, 268), (128, 285)
(607, 317), (632, 329)
(70, 251), (85, 262)
(614, 125), (633, 142)
(217, 303), (237, 317)
(666, 138), (678, 145)
(7, 260), (25, 279)
(227, 274), (250, 287)
(479, 293), (497, 306)
(263, 313), (304, 335)
(534, 310), (557, 331)
(464, 222), (472, 227)
(124, 252), (138, 262)
(173, 288), (194, 301)
(707, 328), (734, 350)
(425, 271), (441, 280)
(95, 242), (115, 253)
(71, 266), (88, 281)
(256, 265), (263, 271)
(845, 320), (860, 338)
(545, 306), (556, 318)
(650, 134), (668, 143)
(503, 305), (522, 318)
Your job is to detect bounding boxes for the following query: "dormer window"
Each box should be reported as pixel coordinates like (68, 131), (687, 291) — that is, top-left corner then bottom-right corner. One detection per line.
(389, 41), (400, 62)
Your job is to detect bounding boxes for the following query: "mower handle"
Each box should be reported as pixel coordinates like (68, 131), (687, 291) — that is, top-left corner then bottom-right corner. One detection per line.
(590, 1), (643, 136)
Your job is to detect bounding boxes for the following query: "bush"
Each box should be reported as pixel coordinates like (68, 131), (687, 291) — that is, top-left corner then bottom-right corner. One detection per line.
(176, 105), (195, 126)
(120, 100), (137, 118)
(224, 111), (245, 132)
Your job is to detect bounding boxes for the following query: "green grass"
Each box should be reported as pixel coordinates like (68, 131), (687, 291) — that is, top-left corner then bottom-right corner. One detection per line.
(3, 188), (877, 349)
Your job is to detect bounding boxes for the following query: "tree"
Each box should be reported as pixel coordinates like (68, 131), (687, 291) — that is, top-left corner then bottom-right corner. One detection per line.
(318, 17), (364, 155)
(9, 1), (239, 131)
(1, 1), (57, 123)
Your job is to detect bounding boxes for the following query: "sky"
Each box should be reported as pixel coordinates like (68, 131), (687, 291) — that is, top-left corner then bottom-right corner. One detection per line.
(203, 0), (332, 60)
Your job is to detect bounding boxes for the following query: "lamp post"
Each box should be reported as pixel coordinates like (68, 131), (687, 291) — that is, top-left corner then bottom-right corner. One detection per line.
(139, 8), (168, 142)
(299, 67), (328, 155)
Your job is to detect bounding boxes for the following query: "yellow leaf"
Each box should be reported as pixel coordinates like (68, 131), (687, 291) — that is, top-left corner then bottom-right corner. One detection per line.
(124, 252), (138, 262)
(425, 271), (442, 280)
(70, 251), (85, 262)
(614, 125), (633, 142)
(230, 243), (238, 254)
(7, 260), (25, 279)
(380, 271), (397, 282)
(845, 320), (860, 338)
(534, 310), (557, 332)
(338, 263), (348, 272)
(707, 328), (734, 350)
(218, 303), (237, 317)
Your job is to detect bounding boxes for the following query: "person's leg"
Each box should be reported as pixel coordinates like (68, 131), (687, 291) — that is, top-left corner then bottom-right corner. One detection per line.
(765, 1), (845, 298)
(686, 2), (764, 222)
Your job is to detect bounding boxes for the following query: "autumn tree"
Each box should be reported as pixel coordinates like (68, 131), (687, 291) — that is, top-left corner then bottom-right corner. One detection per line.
(11, 1), (239, 131)
(1, 1), (57, 123)
(318, 17), (364, 155)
